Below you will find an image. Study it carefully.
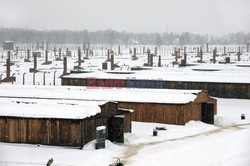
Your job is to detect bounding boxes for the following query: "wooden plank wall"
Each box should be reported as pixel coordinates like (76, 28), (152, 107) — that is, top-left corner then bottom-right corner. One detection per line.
(0, 118), (7, 142)
(162, 81), (250, 99)
(82, 119), (98, 145)
(0, 102), (132, 147)
(0, 117), (83, 147)
(117, 92), (217, 125)
(118, 102), (186, 125)
(61, 77), (250, 99)
(183, 103), (201, 123)
(8, 118), (19, 142)
(121, 112), (132, 133)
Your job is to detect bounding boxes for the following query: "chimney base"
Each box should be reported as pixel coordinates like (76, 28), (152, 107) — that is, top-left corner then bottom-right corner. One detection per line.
(24, 59), (31, 62)
(42, 61), (52, 65)
(29, 68), (39, 73)
(1, 77), (16, 83)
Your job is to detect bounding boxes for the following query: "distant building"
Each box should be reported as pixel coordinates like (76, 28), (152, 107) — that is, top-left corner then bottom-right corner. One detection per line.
(61, 70), (250, 99)
(0, 85), (216, 126)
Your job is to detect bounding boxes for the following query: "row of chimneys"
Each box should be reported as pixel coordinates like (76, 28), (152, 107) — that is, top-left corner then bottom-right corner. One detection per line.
(1, 44), (248, 83)
(20, 42), (91, 51)
(0, 51), (68, 83)
(11, 43), (250, 61)
(102, 45), (245, 69)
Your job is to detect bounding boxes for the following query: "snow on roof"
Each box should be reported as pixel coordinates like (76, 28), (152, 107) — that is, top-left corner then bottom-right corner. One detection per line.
(62, 69), (250, 84)
(0, 84), (201, 104)
(0, 97), (106, 119)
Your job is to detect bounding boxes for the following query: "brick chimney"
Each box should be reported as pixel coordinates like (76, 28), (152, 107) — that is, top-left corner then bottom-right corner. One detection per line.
(111, 54), (114, 70)
(158, 55), (161, 67)
(63, 56), (67, 75)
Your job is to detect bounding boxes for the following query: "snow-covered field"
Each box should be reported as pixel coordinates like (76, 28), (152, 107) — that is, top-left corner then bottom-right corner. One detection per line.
(0, 45), (250, 165)
(0, 98), (249, 166)
(0, 45), (250, 85)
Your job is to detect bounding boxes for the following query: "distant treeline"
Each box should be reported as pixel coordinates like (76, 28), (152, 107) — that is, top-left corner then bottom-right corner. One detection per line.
(0, 28), (249, 45)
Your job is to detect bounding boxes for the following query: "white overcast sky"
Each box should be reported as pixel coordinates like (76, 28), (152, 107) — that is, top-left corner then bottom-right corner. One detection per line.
(0, 0), (249, 35)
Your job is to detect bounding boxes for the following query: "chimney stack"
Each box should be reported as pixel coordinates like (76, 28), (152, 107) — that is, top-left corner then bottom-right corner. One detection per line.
(46, 49), (48, 62)
(184, 47), (187, 63)
(36, 42), (39, 50)
(59, 48), (62, 59)
(111, 54), (114, 70)
(197, 47), (200, 57)
(107, 49), (110, 61)
(158, 55), (161, 67)
(34, 54), (37, 69)
(147, 51), (150, 64)
(63, 56), (67, 75)
(42, 50), (52, 65)
(118, 45), (121, 55)
(27, 49), (30, 59)
(155, 47), (158, 55)
(1, 55), (16, 83)
(200, 49), (203, 61)
(78, 49), (81, 67)
(24, 49), (31, 62)
(237, 50), (241, 61)
(132, 48), (137, 60)
(175, 50), (178, 62)
(212, 49), (216, 63)
(29, 53), (38, 72)
(6, 58), (10, 78)
(150, 54), (153, 67)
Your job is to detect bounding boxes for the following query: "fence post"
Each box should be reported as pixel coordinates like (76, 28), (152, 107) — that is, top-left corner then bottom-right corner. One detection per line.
(23, 72), (26, 85)
(43, 71), (47, 85)
(0, 74), (3, 84)
(53, 71), (57, 86)
(11, 73), (15, 84)
(33, 72), (36, 85)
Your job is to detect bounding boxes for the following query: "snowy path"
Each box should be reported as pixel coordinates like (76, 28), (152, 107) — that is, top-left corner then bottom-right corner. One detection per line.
(118, 123), (250, 166)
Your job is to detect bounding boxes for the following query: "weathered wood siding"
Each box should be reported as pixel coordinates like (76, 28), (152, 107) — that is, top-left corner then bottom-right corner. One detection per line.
(0, 102), (132, 147)
(0, 117), (83, 147)
(163, 81), (249, 99)
(183, 103), (201, 123)
(118, 102), (186, 125)
(118, 91), (217, 125)
(121, 112), (132, 133)
(0, 118), (7, 142)
(8, 118), (19, 142)
(61, 77), (250, 99)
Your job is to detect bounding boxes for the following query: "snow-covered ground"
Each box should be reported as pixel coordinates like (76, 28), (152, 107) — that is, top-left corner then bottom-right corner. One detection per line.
(0, 98), (250, 166)
(0, 45), (250, 86)
(0, 45), (250, 165)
